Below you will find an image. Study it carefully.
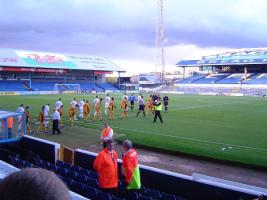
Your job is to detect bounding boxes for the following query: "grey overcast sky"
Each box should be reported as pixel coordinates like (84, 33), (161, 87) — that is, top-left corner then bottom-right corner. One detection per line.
(1, 0), (267, 74)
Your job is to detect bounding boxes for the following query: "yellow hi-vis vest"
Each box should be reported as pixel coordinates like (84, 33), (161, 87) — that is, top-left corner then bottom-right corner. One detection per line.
(155, 102), (162, 111)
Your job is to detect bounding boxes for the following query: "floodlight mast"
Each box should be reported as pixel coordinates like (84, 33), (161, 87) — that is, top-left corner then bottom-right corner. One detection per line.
(155, 0), (165, 81)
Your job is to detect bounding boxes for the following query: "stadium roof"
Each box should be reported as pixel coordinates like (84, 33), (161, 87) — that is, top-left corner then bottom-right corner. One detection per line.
(177, 48), (267, 67)
(0, 48), (125, 72)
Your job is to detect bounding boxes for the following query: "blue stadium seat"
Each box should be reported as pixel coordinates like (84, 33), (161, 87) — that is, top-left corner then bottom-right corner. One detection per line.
(89, 171), (98, 179)
(23, 161), (33, 168)
(83, 185), (98, 199)
(139, 187), (147, 196)
(57, 167), (68, 177)
(128, 192), (139, 200)
(8, 155), (18, 167)
(56, 160), (65, 168)
(97, 83), (118, 91)
(244, 73), (267, 84)
(64, 162), (73, 170)
(67, 170), (78, 180)
(193, 73), (229, 84)
(80, 168), (91, 176)
(60, 176), (69, 185)
(138, 194), (153, 200)
(111, 196), (123, 200)
(176, 74), (207, 83)
(71, 165), (82, 173)
(43, 161), (52, 169)
(97, 190), (112, 200)
(34, 158), (45, 168)
(48, 164), (58, 173)
(71, 181), (85, 194)
(0, 81), (26, 91)
(146, 188), (161, 200)
(160, 192), (177, 200)
(63, 177), (74, 189)
(85, 177), (98, 188)
(16, 159), (26, 168)
(77, 174), (88, 184)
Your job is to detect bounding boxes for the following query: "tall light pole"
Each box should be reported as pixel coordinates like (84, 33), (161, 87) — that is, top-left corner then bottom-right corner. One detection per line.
(155, 0), (165, 81)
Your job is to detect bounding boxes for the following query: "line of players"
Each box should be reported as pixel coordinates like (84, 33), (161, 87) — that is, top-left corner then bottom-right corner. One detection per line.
(33, 93), (169, 133)
(66, 93), (169, 125)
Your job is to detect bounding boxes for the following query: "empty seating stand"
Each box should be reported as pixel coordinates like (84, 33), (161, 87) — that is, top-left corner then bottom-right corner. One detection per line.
(244, 73), (267, 84)
(0, 79), (118, 92)
(177, 74), (207, 84)
(216, 73), (253, 84)
(0, 80), (26, 91)
(79, 83), (104, 92)
(97, 83), (118, 91)
(193, 74), (229, 84)
(31, 82), (58, 91)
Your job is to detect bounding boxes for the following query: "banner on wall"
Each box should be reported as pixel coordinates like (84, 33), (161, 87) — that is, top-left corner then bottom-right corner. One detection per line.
(0, 92), (18, 95)
(0, 48), (125, 72)
(200, 50), (267, 65)
(15, 50), (77, 69)
(0, 67), (67, 73)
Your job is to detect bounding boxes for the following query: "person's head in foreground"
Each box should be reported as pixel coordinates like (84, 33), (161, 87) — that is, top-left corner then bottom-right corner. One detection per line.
(123, 139), (132, 153)
(0, 168), (71, 200)
(104, 139), (114, 151)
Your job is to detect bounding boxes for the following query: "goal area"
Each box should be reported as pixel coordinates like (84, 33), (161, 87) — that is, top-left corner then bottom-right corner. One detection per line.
(54, 84), (81, 93)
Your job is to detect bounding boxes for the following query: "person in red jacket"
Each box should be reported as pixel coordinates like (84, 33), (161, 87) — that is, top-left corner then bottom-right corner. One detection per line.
(122, 140), (141, 199)
(100, 123), (114, 148)
(94, 140), (118, 194)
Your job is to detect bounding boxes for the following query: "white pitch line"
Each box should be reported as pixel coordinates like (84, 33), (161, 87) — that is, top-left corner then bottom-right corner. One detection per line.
(81, 121), (267, 152)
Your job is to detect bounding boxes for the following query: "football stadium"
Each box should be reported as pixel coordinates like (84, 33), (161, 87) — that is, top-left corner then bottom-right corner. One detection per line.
(1, 1), (267, 200)
(0, 47), (267, 200)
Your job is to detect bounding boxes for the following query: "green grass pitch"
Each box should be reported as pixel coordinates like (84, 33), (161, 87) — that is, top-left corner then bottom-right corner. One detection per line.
(1, 93), (267, 168)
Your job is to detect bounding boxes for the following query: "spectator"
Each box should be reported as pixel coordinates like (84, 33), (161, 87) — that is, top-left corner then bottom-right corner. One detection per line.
(122, 140), (141, 199)
(100, 123), (113, 148)
(94, 140), (118, 195)
(7, 117), (13, 138)
(16, 104), (24, 135)
(0, 168), (71, 200)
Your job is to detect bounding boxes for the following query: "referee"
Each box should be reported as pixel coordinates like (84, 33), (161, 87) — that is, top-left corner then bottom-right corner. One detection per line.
(136, 95), (146, 118)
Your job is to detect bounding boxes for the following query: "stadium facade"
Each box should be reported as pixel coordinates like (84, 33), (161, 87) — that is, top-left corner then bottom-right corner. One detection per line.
(175, 48), (267, 96)
(0, 48), (125, 94)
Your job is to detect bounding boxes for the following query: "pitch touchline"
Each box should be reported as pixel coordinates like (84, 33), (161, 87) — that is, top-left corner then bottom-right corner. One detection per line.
(81, 121), (267, 152)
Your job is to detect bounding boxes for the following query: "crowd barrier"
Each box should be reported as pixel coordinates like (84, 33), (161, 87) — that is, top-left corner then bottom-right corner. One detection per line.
(20, 135), (60, 164)
(74, 149), (259, 200)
